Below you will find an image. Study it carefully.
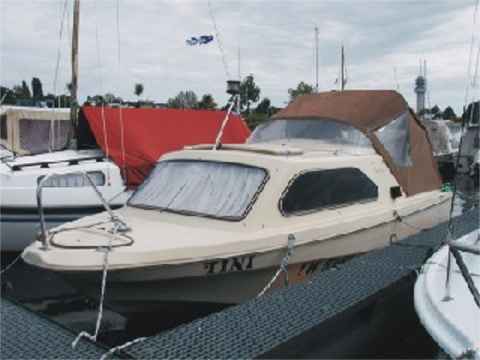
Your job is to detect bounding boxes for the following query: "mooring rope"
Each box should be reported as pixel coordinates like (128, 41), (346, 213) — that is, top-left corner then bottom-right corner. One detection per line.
(0, 254), (23, 277)
(257, 234), (296, 297)
(100, 335), (148, 360)
(72, 239), (112, 349)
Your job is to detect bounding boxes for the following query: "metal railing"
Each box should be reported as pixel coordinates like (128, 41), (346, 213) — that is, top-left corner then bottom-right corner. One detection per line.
(444, 232), (480, 308)
(36, 171), (129, 250)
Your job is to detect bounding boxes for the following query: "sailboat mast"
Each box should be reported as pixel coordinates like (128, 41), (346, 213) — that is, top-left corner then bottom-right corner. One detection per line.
(70, 0), (80, 147)
(341, 45), (345, 91)
(314, 26), (319, 93)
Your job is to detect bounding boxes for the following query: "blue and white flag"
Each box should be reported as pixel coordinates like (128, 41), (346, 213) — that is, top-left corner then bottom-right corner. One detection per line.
(186, 35), (214, 46)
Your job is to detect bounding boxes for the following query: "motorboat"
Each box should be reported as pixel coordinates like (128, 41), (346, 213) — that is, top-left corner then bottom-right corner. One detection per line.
(0, 106), (128, 252)
(414, 230), (479, 359)
(22, 91), (452, 315)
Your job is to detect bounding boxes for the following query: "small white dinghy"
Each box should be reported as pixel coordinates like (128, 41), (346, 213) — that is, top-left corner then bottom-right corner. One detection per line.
(414, 229), (480, 359)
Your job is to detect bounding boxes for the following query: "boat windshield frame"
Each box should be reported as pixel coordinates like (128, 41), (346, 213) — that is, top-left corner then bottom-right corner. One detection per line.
(128, 159), (270, 222)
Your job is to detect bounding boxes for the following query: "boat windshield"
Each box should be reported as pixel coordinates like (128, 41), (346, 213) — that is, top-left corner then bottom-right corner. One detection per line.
(129, 160), (267, 220)
(248, 118), (374, 154)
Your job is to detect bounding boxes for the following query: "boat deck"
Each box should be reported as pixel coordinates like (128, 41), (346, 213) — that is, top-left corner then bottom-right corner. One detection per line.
(1, 208), (478, 359)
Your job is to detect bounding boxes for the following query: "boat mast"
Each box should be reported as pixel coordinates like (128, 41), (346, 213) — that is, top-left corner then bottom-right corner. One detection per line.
(314, 26), (319, 93)
(70, 0), (80, 148)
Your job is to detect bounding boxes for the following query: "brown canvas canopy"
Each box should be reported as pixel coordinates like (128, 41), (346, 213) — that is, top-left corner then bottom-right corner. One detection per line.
(273, 90), (442, 196)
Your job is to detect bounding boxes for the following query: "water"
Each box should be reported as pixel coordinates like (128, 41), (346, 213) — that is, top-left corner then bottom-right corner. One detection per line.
(1, 174), (478, 357)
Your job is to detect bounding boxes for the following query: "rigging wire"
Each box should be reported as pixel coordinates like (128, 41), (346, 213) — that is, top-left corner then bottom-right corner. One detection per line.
(53, 0), (69, 100)
(446, 0), (480, 238)
(116, 0), (121, 65)
(207, 0), (231, 80)
(464, 0), (479, 107)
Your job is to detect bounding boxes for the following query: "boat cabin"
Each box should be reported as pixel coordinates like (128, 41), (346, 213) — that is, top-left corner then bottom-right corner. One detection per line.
(0, 106), (71, 155)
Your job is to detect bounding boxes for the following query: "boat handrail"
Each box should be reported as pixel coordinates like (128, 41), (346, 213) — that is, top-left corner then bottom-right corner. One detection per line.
(9, 155), (104, 171)
(445, 234), (480, 309)
(36, 171), (129, 250)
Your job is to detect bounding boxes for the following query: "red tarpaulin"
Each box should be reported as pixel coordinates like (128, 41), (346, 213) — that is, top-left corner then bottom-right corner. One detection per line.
(82, 107), (251, 186)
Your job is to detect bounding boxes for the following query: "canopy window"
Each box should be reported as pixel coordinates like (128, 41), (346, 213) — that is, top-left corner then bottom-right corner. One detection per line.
(375, 112), (412, 167)
(19, 118), (70, 154)
(0, 106), (71, 155)
(271, 90), (442, 196)
(249, 118), (374, 155)
(129, 160), (267, 220)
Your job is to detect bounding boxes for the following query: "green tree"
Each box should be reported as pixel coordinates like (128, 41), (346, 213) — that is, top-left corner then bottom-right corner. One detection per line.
(255, 98), (271, 114)
(0, 86), (15, 105)
(443, 106), (456, 120)
(167, 90), (198, 109)
(56, 94), (72, 108)
(245, 112), (268, 130)
(431, 105), (440, 116)
(14, 81), (32, 99)
(288, 81), (313, 101)
(21, 80), (31, 98)
(197, 94), (217, 110)
(104, 93), (123, 104)
(134, 83), (144, 99)
(31, 77), (44, 99)
(240, 74), (260, 113)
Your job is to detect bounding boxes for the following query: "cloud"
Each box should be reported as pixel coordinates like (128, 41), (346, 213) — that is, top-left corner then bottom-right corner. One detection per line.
(0, 0), (476, 114)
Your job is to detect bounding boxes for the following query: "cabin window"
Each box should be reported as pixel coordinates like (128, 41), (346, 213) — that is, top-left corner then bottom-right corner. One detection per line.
(248, 118), (375, 155)
(280, 168), (378, 215)
(38, 171), (105, 188)
(0, 114), (7, 140)
(129, 160), (268, 220)
(375, 112), (412, 167)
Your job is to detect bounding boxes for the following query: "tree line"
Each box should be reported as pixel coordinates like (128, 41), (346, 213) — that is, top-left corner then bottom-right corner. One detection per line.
(0, 76), (461, 130)
(418, 104), (459, 121)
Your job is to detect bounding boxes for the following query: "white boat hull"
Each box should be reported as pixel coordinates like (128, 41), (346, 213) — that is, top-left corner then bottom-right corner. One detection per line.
(60, 197), (450, 315)
(414, 230), (480, 360)
(0, 149), (128, 252)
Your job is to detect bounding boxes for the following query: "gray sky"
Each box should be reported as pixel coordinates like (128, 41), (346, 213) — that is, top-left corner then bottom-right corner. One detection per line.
(0, 0), (478, 114)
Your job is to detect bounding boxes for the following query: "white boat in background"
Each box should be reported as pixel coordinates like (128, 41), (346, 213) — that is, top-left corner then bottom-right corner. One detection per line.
(458, 101), (479, 177)
(414, 230), (480, 359)
(0, 106), (128, 252)
(423, 119), (461, 171)
(22, 90), (452, 315)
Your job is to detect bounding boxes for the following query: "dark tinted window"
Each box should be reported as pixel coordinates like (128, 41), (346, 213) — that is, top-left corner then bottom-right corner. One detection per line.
(281, 168), (378, 215)
(1, 114), (7, 140)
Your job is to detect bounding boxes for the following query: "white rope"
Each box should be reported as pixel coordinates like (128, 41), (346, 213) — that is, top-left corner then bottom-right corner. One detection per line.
(118, 107), (127, 181)
(100, 335), (148, 360)
(207, 0), (231, 80)
(72, 240), (112, 349)
(257, 234), (296, 297)
(100, 105), (111, 184)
